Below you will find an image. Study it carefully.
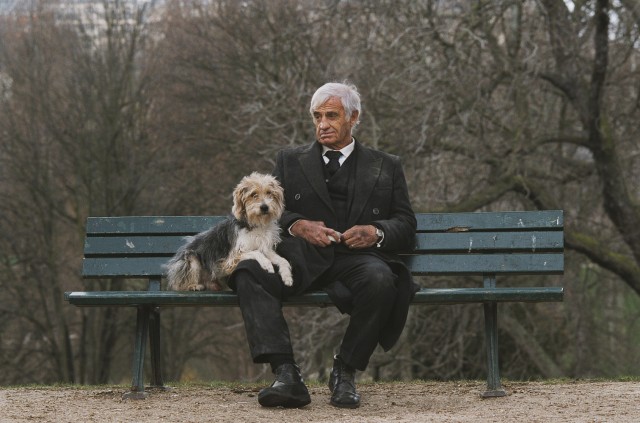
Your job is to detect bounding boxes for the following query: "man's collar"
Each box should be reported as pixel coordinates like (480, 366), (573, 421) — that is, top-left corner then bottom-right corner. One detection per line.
(321, 138), (355, 158)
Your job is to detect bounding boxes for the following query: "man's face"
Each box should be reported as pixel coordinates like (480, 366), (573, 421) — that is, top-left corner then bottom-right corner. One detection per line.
(312, 97), (358, 150)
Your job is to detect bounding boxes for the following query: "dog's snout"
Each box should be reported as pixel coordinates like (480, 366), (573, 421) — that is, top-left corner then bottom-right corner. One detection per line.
(260, 204), (269, 213)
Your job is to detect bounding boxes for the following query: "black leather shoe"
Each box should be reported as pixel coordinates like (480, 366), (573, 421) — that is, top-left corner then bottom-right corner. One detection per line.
(258, 363), (311, 408)
(328, 355), (360, 408)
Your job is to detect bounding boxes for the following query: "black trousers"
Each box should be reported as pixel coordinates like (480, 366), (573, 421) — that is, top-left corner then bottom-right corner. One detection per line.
(230, 254), (398, 371)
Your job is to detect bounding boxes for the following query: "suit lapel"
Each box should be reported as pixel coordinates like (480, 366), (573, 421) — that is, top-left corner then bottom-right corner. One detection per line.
(298, 142), (334, 212)
(348, 142), (382, 224)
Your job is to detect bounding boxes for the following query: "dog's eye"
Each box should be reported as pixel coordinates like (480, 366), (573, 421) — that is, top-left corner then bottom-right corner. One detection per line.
(251, 193), (259, 198)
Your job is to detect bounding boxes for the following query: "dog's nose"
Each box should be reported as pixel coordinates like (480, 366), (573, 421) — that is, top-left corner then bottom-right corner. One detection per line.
(260, 204), (269, 213)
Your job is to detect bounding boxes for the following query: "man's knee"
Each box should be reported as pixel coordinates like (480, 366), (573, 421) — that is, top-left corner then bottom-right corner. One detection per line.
(232, 267), (254, 288)
(232, 263), (283, 299)
(360, 262), (396, 302)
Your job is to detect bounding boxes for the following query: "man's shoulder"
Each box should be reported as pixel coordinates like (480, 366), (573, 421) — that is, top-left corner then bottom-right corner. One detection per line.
(279, 142), (315, 156)
(357, 142), (401, 163)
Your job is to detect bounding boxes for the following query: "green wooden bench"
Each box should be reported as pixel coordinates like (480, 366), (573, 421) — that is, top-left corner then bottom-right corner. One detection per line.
(65, 210), (564, 399)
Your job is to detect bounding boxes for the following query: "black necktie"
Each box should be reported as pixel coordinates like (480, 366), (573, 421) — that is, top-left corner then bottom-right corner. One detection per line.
(325, 151), (342, 177)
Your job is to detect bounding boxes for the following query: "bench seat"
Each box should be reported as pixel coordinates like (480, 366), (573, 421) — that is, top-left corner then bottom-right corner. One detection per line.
(65, 286), (563, 307)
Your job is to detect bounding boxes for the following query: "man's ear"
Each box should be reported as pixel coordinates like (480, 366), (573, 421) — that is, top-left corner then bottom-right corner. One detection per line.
(350, 110), (359, 126)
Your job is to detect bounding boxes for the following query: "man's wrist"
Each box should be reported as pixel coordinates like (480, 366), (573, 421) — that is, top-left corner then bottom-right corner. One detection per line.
(374, 225), (385, 248)
(288, 219), (302, 236)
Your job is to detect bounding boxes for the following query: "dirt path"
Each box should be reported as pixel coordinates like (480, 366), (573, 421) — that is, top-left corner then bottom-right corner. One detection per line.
(1, 380), (638, 422)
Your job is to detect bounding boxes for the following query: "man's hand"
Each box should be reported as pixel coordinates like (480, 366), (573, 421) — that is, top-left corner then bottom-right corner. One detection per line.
(341, 225), (378, 249)
(290, 219), (341, 247)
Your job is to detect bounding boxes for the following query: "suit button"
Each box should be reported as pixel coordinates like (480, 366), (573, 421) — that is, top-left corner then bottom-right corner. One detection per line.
(295, 194), (301, 200)
(373, 208), (380, 215)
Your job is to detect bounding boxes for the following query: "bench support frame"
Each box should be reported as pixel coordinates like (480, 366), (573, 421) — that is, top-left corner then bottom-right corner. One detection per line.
(120, 277), (515, 400)
(482, 274), (507, 398)
(123, 278), (168, 399)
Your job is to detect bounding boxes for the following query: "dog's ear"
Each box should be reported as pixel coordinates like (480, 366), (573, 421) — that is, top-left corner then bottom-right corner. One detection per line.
(232, 180), (247, 221)
(271, 179), (284, 206)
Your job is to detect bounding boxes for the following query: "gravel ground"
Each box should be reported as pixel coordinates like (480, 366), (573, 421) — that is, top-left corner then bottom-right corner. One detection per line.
(1, 380), (638, 422)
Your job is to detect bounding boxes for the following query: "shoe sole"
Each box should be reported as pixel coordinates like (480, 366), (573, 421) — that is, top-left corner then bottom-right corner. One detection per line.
(330, 399), (360, 409)
(258, 392), (311, 408)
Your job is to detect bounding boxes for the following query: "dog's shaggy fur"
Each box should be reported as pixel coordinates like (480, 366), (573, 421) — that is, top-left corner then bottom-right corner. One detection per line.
(164, 172), (293, 291)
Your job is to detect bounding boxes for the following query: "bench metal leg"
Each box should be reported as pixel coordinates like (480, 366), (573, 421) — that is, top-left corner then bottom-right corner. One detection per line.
(123, 306), (150, 400)
(482, 274), (506, 398)
(148, 307), (168, 390)
(482, 301), (507, 398)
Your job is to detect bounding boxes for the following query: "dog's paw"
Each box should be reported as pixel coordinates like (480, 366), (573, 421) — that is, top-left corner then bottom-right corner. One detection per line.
(189, 284), (206, 291)
(279, 263), (293, 286)
(281, 273), (294, 286)
(257, 258), (275, 274)
(205, 280), (224, 291)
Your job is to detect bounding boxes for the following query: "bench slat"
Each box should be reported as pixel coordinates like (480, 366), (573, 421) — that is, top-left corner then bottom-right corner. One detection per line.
(82, 253), (564, 278)
(83, 231), (564, 256)
(86, 216), (225, 235)
(415, 210), (563, 231)
(84, 236), (184, 256)
(65, 287), (564, 307)
(413, 231), (563, 252)
(85, 211), (563, 235)
(406, 253), (563, 275)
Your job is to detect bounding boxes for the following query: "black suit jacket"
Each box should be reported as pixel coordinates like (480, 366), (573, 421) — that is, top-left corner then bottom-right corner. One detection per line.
(273, 140), (418, 351)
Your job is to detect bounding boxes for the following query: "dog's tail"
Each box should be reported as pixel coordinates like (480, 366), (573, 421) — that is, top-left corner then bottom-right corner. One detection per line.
(164, 249), (203, 291)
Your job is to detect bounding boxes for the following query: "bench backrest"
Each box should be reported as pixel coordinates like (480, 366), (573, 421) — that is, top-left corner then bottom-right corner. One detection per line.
(82, 211), (564, 282)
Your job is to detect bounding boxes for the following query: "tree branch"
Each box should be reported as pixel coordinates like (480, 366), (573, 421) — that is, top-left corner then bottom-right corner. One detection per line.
(565, 229), (640, 296)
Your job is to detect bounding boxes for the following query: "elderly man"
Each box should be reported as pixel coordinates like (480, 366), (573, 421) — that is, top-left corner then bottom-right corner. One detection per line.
(229, 82), (417, 409)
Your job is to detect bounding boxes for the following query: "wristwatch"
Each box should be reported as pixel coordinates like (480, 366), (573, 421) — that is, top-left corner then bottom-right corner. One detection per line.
(375, 227), (385, 248)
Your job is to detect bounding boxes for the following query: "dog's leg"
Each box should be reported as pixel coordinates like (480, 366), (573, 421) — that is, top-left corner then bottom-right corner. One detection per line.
(264, 251), (294, 286)
(238, 250), (275, 274)
(204, 274), (224, 291)
(166, 251), (206, 291)
(186, 253), (206, 291)
(205, 279), (224, 291)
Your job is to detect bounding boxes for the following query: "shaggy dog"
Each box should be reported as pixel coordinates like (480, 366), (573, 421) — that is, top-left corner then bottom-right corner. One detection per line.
(164, 172), (293, 291)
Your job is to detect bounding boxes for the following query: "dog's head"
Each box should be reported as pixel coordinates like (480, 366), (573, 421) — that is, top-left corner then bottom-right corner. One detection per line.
(232, 172), (285, 227)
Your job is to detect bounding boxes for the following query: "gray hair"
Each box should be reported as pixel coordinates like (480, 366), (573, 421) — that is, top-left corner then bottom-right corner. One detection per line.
(309, 82), (361, 128)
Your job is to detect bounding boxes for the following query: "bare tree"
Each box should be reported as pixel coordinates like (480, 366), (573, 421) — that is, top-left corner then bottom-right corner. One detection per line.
(0, 0), (165, 384)
(0, 5), (80, 384)
(1, 0), (638, 385)
(379, 0), (640, 377)
(153, 0), (640, 381)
